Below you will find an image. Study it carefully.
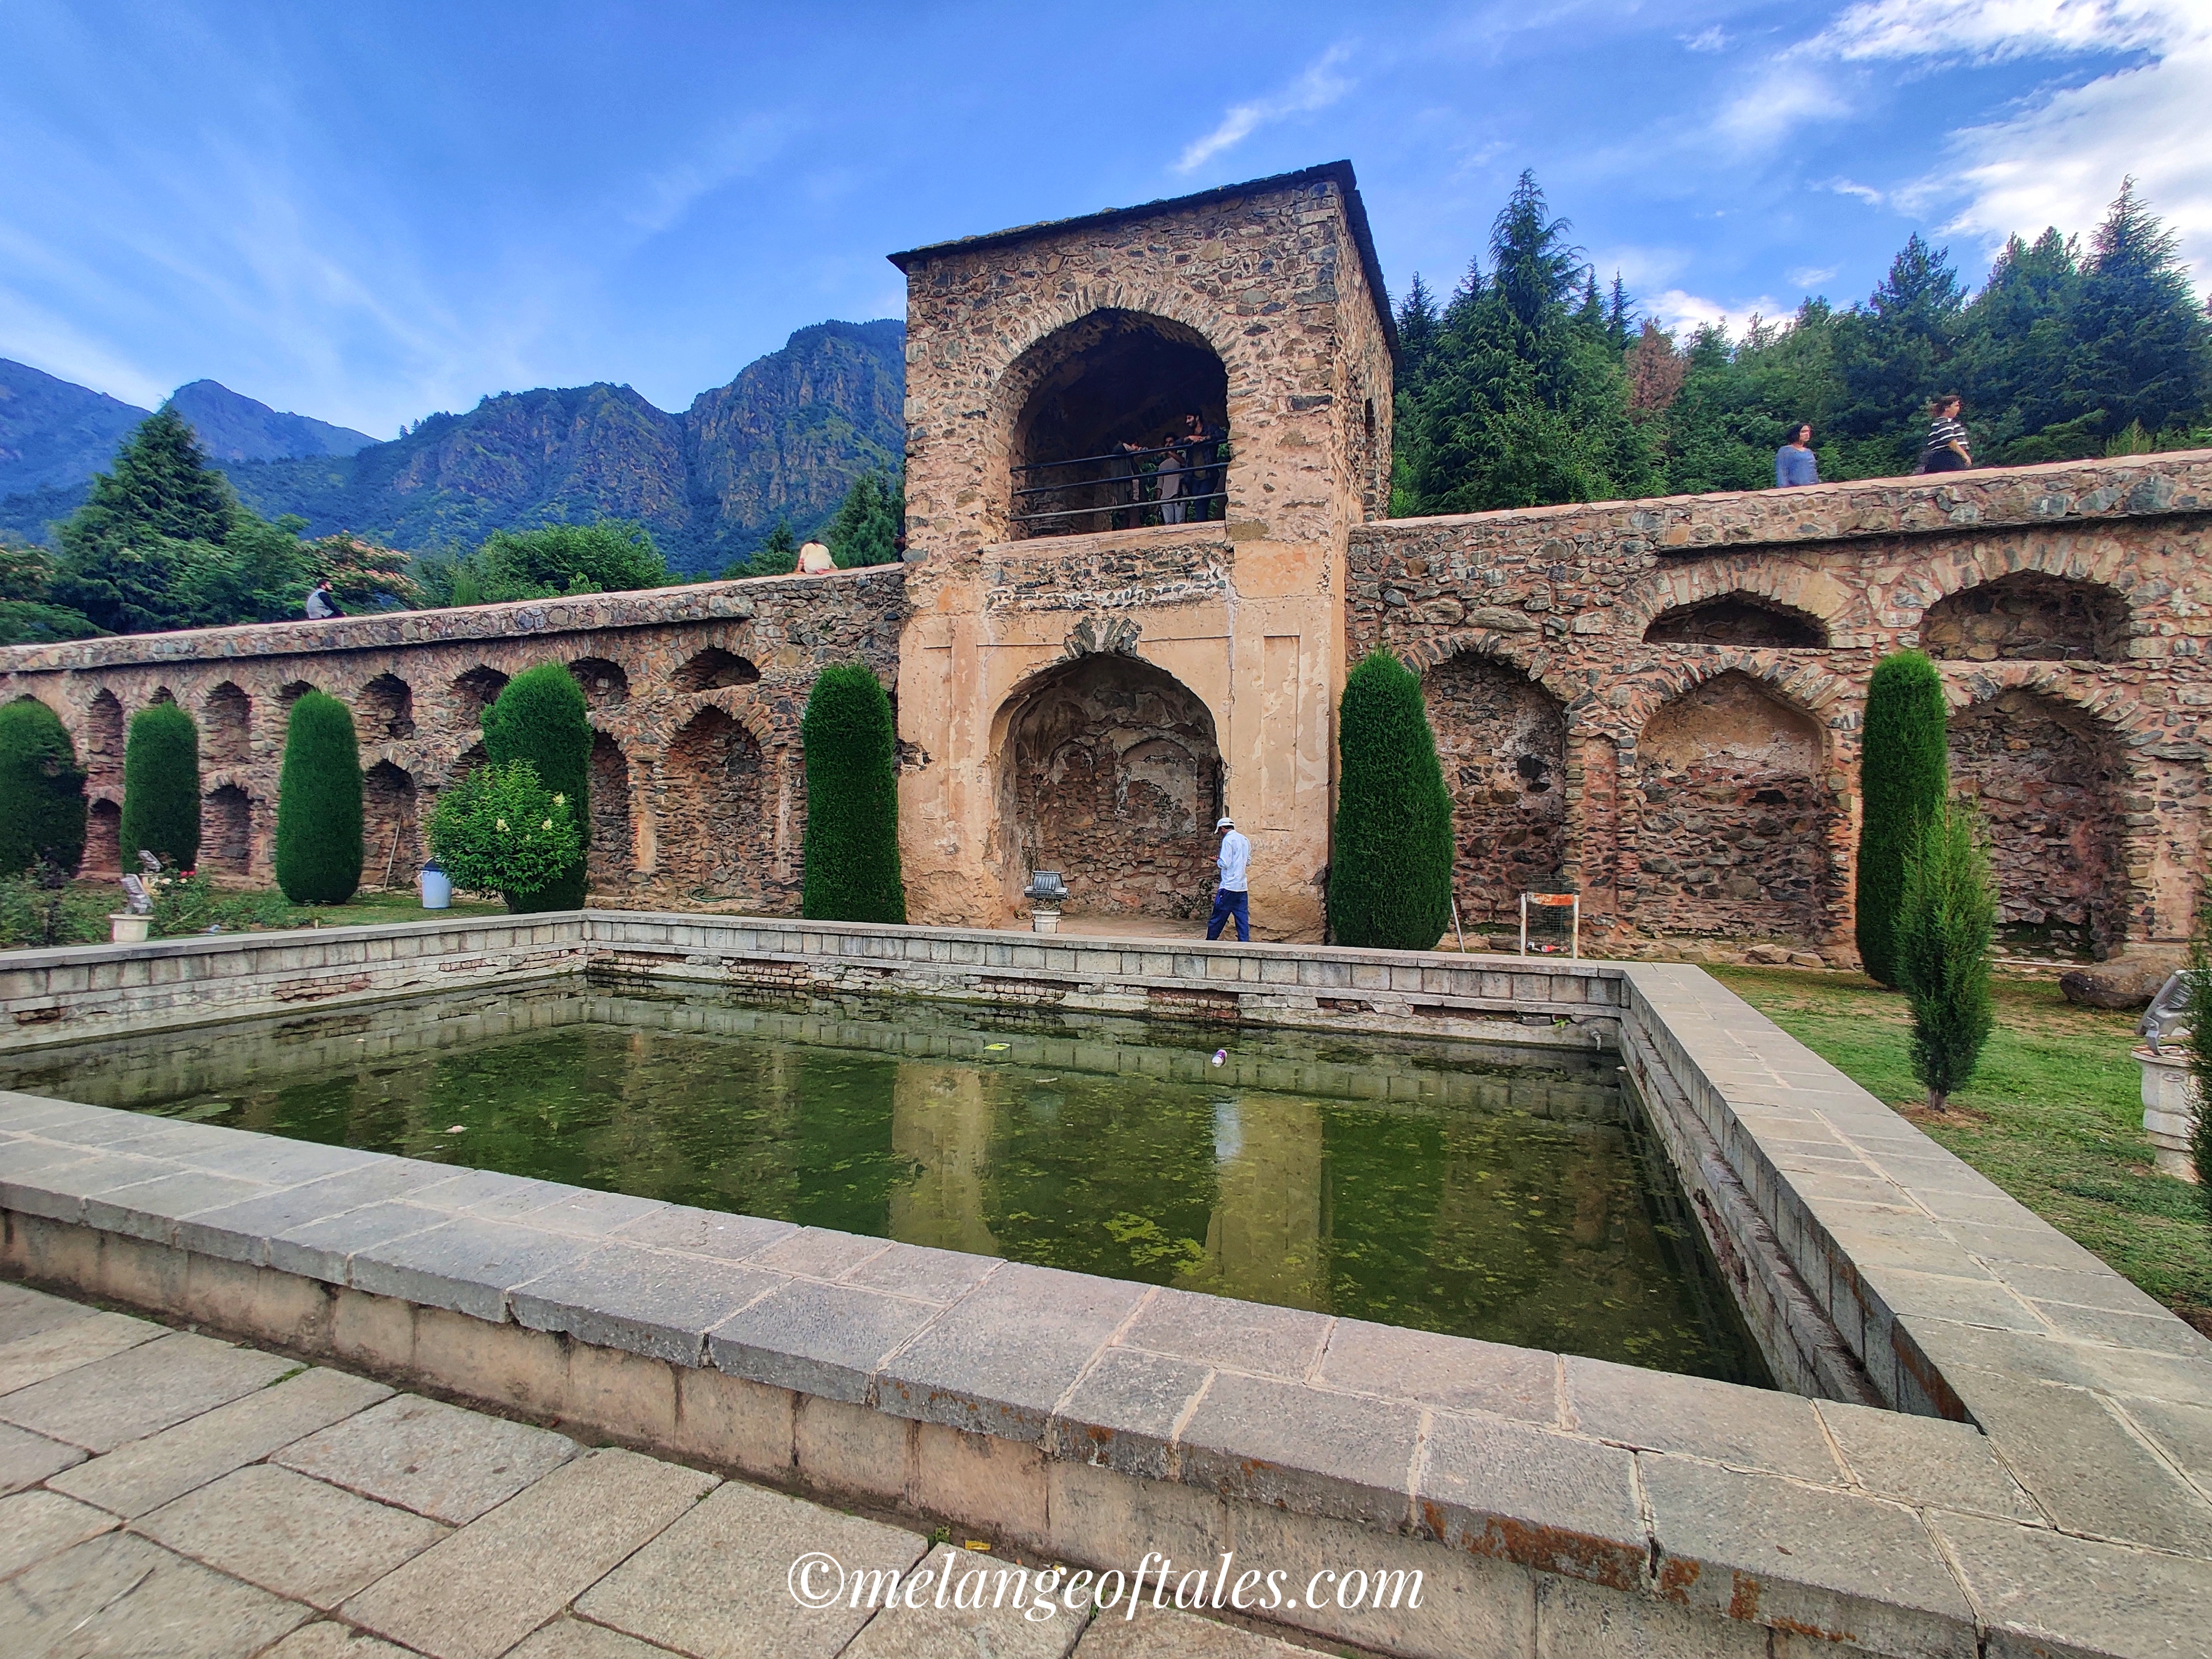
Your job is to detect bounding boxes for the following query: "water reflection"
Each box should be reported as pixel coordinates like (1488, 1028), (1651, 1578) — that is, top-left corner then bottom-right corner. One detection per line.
(0, 982), (1762, 1382)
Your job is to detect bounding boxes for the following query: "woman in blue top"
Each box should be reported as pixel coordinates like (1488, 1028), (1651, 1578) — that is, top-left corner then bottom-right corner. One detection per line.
(1774, 423), (1819, 488)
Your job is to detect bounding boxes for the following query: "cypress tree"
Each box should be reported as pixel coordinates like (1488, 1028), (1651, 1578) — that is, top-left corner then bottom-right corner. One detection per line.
(481, 662), (591, 910)
(119, 701), (200, 869)
(1856, 651), (1949, 987)
(0, 698), (88, 876)
(275, 691), (363, 903)
(1329, 650), (1454, 950)
(800, 664), (905, 923)
(1896, 803), (1995, 1112)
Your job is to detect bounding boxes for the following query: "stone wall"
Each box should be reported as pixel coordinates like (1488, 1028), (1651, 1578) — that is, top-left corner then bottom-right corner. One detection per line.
(1353, 451), (2212, 957)
(0, 572), (905, 912)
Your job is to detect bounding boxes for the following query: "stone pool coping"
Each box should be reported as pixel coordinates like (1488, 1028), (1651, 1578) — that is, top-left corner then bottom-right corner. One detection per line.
(1, 918), (2209, 1656)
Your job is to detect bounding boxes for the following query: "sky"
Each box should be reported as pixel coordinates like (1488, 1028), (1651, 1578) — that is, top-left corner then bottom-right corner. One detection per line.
(2, 0), (2207, 437)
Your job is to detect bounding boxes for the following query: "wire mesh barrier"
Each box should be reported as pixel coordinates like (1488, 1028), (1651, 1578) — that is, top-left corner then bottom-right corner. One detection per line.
(1010, 440), (1231, 535)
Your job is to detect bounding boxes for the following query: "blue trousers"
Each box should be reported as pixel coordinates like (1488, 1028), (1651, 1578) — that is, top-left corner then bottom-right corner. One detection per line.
(1206, 888), (1249, 942)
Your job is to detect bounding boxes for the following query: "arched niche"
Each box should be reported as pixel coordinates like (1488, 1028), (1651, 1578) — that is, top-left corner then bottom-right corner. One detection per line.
(997, 652), (1221, 919)
(1949, 688), (2126, 957)
(84, 800), (121, 877)
(87, 691), (124, 772)
(1005, 310), (1229, 539)
(1921, 573), (2128, 663)
(450, 667), (509, 725)
(673, 648), (761, 694)
(1635, 672), (1832, 940)
(1645, 595), (1829, 649)
(203, 683), (251, 766)
(362, 761), (421, 885)
(661, 708), (774, 902)
(1421, 652), (1567, 926)
(588, 730), (632, 890)
(277, 680), (319, 715)
(361, 673), (415, 741)
(569, 657), (631, 709)
(203, 785), (252, 876)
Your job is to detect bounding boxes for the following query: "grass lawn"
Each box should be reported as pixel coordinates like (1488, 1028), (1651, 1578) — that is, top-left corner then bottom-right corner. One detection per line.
(1711, 964), (2212, 1334)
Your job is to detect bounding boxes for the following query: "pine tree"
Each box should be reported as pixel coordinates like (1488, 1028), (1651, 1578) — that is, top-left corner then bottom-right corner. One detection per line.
(0, 698), (87, 877)
(51, 409), (240, 635)
(1896, 802), (1995, 1111)
(1329, 651), (1454, 950)
(800, 664), (905, 923)
(1603, 275), (1636, 355)
(1831, 235), (1965, 471)
(1395, 274), (1441, 387)
(119, 701), (200, 869)
(481, 663), (591, 910)
(727, 520), (798, 579)
(826, 472), (903, 567)
(275, 692), (363, 904)
(2064, 179), (2212, 441)
(1856, 651), (1949, 987)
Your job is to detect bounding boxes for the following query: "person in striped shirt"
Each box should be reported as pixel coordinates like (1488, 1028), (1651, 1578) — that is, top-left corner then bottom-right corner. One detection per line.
(1918, 395), (1972, 474)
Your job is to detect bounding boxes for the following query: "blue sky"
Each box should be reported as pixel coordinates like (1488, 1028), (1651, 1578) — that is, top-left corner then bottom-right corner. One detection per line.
(3, 1), (2206, 436)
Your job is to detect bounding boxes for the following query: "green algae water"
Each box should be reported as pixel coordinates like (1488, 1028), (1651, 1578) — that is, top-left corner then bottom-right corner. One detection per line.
(4, 979), (1763, 1383)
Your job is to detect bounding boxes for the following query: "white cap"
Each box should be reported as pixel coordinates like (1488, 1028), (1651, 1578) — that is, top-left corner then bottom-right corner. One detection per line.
(1215, 817), (1234, 829)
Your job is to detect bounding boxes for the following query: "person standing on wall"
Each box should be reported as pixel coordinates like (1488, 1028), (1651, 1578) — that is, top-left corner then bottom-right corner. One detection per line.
(1916, 395), (1972, 474)
(1208, 815), (1250, 942)
(1774, 422), (1820, 488)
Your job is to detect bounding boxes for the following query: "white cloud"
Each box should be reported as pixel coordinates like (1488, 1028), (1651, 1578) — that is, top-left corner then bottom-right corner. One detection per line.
(1810, 0), (2175, 64)
(1683, 26), (1731, 53)
(629, 116), (790, 238)
(1788, 264), (1840, 287)
(1175, 45), (1356, 174)
(1712, 64), (1851, 148)
(1826, 178), (1887, 205)
(1649, 288), (1788, 337)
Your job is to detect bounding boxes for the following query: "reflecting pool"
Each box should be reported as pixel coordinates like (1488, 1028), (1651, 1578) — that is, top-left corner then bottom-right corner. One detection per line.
(2, 979), (1764, 1382)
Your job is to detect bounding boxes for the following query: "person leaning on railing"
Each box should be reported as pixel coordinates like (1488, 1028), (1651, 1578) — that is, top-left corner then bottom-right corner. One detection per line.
(1180, 415), (1227, 520)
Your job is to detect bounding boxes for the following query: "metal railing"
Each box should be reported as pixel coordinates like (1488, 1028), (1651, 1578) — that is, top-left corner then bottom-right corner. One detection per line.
(1010, 440), (1230, 535)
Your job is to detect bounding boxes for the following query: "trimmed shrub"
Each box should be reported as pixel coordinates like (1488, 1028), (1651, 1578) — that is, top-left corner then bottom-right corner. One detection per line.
(800, 664), (905, 923)
(275, 691), (363, 903)
(1856, 650), (1949, 986)
(1329, 650), (1454, 950)
(481, 662), (591, 910)
(0, 698), (87, 876)
(428, 759), (583, 911)
(1896, 802), (1995, 1111)
(119, 701), (200, 870)
(2187, 919), (2212, 1226)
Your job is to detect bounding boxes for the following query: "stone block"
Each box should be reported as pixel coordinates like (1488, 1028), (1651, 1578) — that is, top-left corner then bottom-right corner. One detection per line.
(1226, 1502), (1539, 1659)
(0, 1419), (86, 1495)
(843, 1239), (999, 1303)
(80, 1168), (268, 1245)
(268, 1200), (449, 1285)
(511, 1241), (778, 1366)
(136, 1462), (446, 1610)
(1534, 1575), (1770, 1659)
(0, 1531), (310, 1656)
(565, 1339), (679, 1444)
(181, 1251), (335, 1351)
(0, 1298), (162, 1396)
(878, 1262), (1145, 1442)
(327, 1284), (417, 1374)
(794, 1391), (913, 1504)
(576, 1478), (924, 1659)
(708, 1277), (941, 1403)
(749, 1224), (896, 1279)
(349, 1215), (595, 1322)
(671, 1365), (795, 1480)
(1176, 1370), (1419, 1527)
(1118, 1287), (1329, 1379)
(914, 1421), (1050, 1549)
(1811, 1399), (2039, 1524)
(1639, 1454), (1977, 1657)
(408, 1305), (571, 1419)
(1563, 1355), (1840, 1481)
(264, 1622), (423, 1659)
(51, 1365), (389, 1518)
(93, 1224), (190, 1310)
(175, 1161), (449, 1263)
(342, 1447), (716, 1659)
(1052, 1346), (1211, 1479)
(276, 1390), (577, 1524)
(1412, 1412), (1645, 1590)
(0, 1487), (118, 1577)
(1316, 1318), (1558, 1423)
(1929, 1508), (2212, 1659)
(0, 1329), (293, 1453)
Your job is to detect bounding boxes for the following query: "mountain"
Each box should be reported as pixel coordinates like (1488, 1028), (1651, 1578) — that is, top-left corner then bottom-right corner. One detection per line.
(225, 319), (905, 573)
(0, 358), (151, 496)
(167, 380), (374, 464)
(0, 320), (907, 572)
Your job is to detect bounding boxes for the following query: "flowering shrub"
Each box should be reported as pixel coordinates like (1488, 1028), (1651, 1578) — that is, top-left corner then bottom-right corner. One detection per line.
(428, 760), (583, 909)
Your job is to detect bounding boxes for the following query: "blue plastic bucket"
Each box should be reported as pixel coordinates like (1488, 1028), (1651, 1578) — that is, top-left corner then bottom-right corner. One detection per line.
(419, 864), (452, 910)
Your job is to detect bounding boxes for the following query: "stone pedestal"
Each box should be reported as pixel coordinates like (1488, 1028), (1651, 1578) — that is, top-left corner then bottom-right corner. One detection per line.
(1029, 907), (1059, 936)
(108, 913), (150, 945)
(2135, 1047), (2201, 1181)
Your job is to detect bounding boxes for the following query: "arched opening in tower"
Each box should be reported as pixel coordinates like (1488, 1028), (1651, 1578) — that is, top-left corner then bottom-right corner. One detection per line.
(998, 653), (1221, 918)
(1007, 311), (1229, 539)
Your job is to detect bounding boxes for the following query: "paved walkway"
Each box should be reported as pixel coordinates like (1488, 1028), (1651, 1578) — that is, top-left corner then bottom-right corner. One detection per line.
(0, 1281), (1332, 1659)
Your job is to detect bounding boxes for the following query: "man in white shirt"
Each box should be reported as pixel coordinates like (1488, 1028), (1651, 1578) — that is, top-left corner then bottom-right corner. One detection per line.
(1207, 815), (1250, 942)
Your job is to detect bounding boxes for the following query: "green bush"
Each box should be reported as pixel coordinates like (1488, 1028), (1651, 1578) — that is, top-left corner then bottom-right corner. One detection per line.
(428, 760), (583, 910)
(1856, 651), (1949, 987)
(800, 664), (905, 922)
(119, 701), (200, 870)
(481, 663), (591, 910)
(0, 698), (88, 877)
(275, 691), (363, 903)
(2187, 921), (2212, 1228)
(1329, 650), (1454, 950)
(1896, 802), (1996, 1111)
(0, 868), (108, 949)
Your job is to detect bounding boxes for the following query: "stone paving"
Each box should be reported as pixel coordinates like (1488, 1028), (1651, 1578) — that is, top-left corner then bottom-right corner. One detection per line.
(0, 1280), (1334, 1659)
